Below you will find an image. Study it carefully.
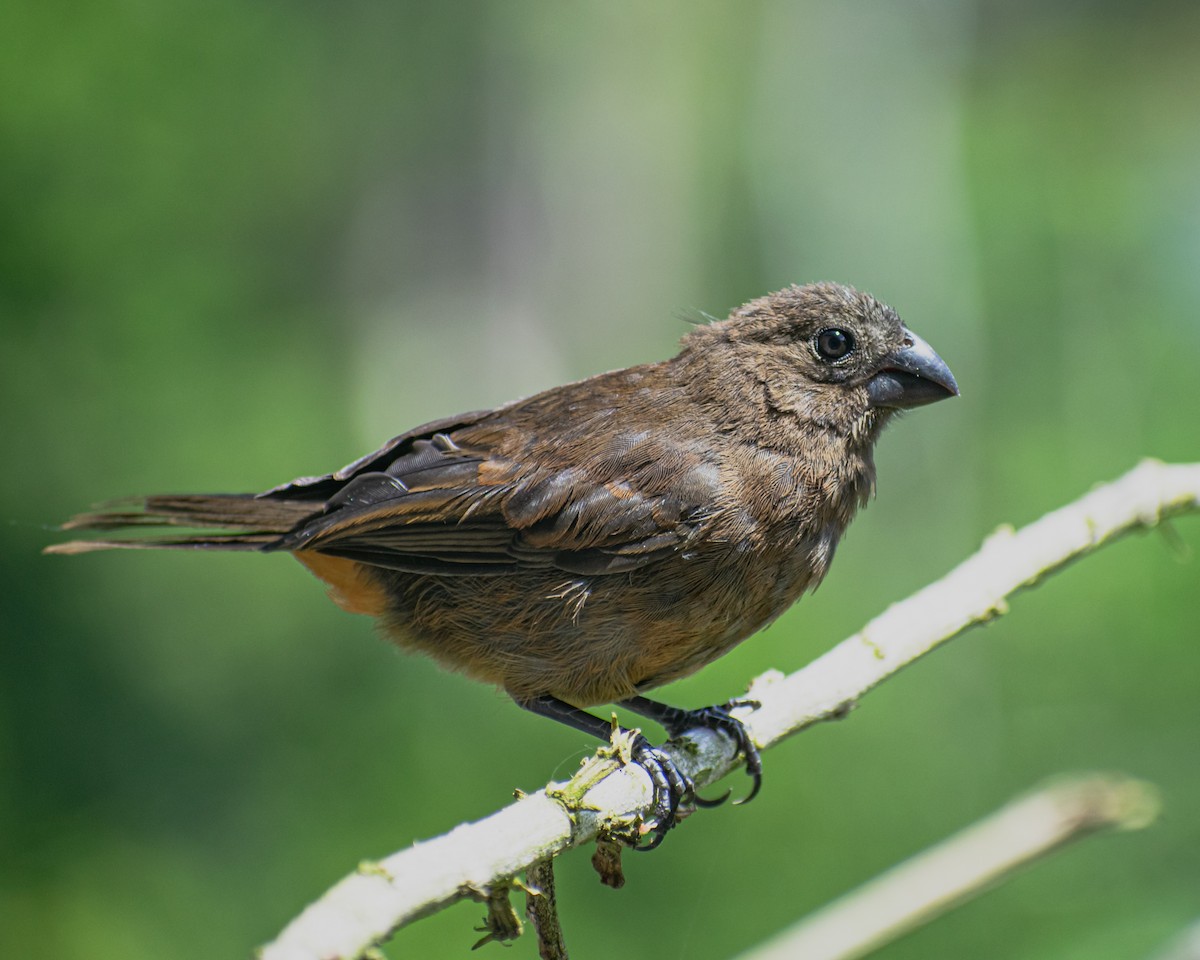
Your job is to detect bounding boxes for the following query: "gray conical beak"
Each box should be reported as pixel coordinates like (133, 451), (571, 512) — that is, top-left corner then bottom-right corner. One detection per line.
(866, 329), (959, 409)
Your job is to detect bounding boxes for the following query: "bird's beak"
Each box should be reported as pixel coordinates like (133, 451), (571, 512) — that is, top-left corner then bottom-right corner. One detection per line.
(866, 329), (959, 409)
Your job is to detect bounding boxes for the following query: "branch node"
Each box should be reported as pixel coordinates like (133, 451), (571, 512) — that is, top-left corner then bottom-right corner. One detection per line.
(545, 750), (621, 816)
(591, 836), (627, 889)
(356, 859), (394, 882)
(825, 699), (857, 722)
(469, 881), (524, 949)
(747, 668), (787, 699)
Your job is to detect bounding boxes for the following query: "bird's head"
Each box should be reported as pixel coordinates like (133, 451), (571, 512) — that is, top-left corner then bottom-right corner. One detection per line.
(682, 282), (958, 445)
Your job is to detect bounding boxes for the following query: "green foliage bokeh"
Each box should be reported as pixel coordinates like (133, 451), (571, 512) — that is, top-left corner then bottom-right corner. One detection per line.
(3, 2), (1198, 957)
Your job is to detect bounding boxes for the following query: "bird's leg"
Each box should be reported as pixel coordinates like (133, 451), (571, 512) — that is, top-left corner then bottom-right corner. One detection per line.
(619, 695), (763, 807)
(517, 694), (691, 848)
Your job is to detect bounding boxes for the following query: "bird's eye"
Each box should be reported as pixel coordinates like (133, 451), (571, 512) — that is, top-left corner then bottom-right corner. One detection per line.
(815, 328), (854, 362)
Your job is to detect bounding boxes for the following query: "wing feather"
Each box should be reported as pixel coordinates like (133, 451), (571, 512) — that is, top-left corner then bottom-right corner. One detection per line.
(266, 410), (723, 577)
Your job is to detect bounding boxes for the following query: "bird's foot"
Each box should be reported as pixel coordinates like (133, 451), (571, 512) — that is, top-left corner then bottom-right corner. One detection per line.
(626, 733), (693, 850)
(601, 722), (695, 850)
(663, 699), (762, 807)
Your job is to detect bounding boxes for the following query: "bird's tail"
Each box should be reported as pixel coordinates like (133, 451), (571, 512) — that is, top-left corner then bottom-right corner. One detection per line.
(43, 493), (319, 555)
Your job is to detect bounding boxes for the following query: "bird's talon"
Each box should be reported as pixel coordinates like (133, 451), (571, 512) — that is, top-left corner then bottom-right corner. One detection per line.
(694, 788), (732, 808)
(662, 702), (763, 805)
(732, 771), (762, 806)
(634, 826), (669, 852)
(628, 735), (694, 846)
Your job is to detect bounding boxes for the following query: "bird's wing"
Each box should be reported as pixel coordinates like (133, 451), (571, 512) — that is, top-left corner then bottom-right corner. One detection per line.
(266, 412), (722, 577)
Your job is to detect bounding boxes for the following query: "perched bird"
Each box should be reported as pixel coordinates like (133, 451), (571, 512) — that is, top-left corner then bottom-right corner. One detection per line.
(47, 281), (957, 845)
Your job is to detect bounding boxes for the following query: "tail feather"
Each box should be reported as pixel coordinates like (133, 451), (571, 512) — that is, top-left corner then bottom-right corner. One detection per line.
(45, 533), (283, 555)
(45, 493), (320, 555)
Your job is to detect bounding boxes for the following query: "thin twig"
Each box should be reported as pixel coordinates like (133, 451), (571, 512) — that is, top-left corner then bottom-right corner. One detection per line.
(732, 773), (1159, 960)
(525, 859), (569, 960)
(259, 460), (1200, 960)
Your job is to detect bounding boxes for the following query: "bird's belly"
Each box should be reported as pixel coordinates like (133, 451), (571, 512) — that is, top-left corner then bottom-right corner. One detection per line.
(380, 531), (834, 706)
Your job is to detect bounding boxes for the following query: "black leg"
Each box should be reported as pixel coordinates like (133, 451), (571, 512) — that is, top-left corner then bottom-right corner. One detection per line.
(517, 694), (612, 740)
(517, 694), (692, 847)
(620, 695), (763, 806)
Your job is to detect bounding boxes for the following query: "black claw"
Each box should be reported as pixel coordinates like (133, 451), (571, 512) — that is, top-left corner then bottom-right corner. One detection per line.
(629, 735), (694, 849)
(673, 702), (763, 806)
(693, 788), (732, 809)
(734, 765), (763, 806)
(635, 826), (669, 852)
(618, 695), (764, 810)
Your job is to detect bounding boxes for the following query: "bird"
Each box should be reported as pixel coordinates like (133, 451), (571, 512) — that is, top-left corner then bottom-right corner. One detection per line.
(47, 281), (957, 846)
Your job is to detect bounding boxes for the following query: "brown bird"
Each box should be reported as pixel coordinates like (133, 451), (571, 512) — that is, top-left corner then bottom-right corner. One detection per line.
(47, 281), (957, 845)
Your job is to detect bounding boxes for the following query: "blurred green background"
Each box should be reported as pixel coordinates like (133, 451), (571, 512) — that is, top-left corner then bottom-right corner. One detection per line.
(3, 1), (1198, 957)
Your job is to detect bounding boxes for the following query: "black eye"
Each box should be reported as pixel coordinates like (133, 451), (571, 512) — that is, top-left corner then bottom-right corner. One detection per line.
(815, 328), (854, 362)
